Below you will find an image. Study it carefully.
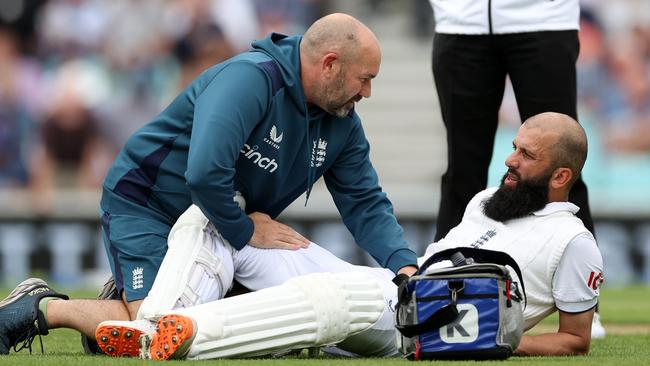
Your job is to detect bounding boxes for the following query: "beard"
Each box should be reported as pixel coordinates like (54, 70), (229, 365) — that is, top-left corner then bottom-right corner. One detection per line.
(329, 98), (355, 118)
(320, 70), (357, 118)
(482, 170), (551, 222)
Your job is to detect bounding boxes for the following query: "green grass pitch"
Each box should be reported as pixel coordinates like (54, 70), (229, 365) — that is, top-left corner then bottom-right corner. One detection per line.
(1, 286), (648, 365)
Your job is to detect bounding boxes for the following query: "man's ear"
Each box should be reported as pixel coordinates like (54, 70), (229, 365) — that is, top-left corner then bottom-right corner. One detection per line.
(550, 167), (573, 189)
(321, 52), (340, 78)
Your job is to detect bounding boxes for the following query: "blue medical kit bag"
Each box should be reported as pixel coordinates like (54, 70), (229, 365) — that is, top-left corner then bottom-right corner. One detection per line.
(395, 248), (525, 360)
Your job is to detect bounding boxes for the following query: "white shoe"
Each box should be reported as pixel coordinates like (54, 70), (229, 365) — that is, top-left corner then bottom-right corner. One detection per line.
(591, 312), (606, 339)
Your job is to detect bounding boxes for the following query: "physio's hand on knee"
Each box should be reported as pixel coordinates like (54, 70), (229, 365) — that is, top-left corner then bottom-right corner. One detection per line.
(248, 212), (310, 250)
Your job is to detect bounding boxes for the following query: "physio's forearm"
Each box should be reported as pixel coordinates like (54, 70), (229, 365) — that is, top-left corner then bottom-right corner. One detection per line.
(515, 333), (590, 356)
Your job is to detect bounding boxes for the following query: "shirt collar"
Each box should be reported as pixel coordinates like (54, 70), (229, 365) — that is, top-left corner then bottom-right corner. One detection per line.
(532, 201), (580, 216)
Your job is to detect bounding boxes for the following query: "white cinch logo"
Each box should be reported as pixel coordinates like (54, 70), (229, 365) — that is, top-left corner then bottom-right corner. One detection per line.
(264, 125), (283, 149)
(439, 303), (479, 343)
(310, 138), (327, 168)
(132, 267), (144, 290)
(241, 144), (278, 173)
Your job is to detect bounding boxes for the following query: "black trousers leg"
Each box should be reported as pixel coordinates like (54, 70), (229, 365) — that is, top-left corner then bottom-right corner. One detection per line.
(505, 31), (595, 234)
(432, 34), (507, 240)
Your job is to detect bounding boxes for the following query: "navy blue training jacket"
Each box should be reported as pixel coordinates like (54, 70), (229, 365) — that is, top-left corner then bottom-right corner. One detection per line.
(102, 33), (417, 272)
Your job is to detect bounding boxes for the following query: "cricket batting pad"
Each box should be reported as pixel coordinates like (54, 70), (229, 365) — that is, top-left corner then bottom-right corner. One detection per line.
(172, 271), (385, 359)
(138, 205), (235, 319)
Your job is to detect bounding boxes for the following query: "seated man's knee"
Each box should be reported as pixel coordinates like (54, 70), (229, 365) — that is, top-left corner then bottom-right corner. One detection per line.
(137, 205), (236, 319)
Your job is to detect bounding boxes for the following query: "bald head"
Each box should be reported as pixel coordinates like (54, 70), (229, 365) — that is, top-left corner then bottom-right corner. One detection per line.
(299, 13), (381, 116)
(301, 13), (380, 64)
(522, 112), (588, 185)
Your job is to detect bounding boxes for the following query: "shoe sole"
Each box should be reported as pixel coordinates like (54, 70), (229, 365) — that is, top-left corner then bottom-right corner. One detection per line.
(95, 323), (148, 357)
(149, 314), (196, 360)
(95, 314), (196, 360)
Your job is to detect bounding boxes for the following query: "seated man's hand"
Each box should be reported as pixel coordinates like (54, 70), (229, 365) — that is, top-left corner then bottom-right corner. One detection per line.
(248, 212), (310, 250)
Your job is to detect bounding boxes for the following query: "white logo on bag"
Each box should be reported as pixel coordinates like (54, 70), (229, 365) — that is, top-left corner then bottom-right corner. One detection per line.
(439, 303), (479, 343)
(132, 267), (144, 290)
(264, 125), (283, 149)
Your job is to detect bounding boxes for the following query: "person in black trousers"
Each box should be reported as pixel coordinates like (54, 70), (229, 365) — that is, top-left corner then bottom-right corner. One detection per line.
(428, 0), (604, 340)
(432, 31), (594, 240)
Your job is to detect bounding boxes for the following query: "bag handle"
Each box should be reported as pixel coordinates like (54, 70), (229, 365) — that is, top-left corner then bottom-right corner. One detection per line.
(418, 248), (526, 306)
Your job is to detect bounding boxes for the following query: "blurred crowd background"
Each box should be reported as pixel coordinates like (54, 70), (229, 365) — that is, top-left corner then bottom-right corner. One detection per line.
(0, 0), (648, 289)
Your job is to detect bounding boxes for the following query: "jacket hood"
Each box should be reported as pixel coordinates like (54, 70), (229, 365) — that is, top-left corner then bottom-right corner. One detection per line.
(251, 33), (306, 113)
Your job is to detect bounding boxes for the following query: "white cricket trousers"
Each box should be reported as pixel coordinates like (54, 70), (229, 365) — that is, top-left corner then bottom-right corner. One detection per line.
(141, 205), (399, 357)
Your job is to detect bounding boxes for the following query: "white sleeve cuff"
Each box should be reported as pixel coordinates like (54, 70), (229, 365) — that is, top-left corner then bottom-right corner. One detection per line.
(555, 297), (598, 314)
